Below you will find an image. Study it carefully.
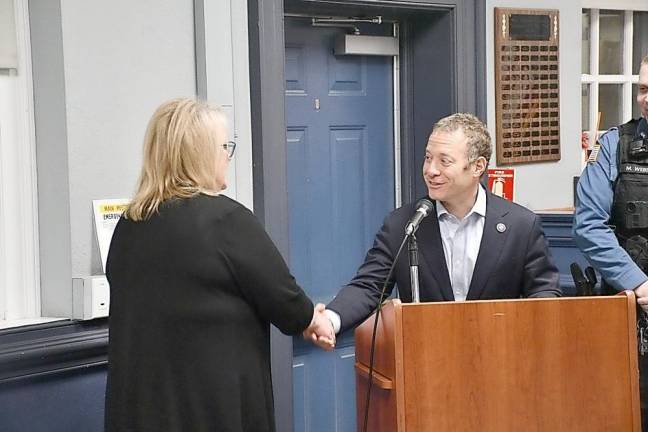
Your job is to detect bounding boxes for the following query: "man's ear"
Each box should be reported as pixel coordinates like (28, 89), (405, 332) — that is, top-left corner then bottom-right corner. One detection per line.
(473, 157), (487, 178)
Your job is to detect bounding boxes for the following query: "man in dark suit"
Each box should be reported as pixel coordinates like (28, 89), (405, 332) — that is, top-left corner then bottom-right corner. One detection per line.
(305, 113), (561, 345)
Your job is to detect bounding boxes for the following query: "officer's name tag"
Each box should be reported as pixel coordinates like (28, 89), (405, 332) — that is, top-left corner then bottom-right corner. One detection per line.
(621, 164), (648, 174)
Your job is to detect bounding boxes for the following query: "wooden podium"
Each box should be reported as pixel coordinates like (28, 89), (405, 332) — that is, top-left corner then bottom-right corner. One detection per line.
(355, 294), (641, 431)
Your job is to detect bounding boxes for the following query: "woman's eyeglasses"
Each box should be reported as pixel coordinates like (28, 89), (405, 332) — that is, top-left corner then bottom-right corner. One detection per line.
(222, 141), (236, 158)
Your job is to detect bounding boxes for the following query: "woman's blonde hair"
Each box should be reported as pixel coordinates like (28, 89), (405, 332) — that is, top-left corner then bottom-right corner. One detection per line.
(125, 98), (227, 221)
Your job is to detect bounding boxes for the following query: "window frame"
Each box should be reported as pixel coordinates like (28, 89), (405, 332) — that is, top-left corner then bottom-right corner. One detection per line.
(581, 2), (648, 146)
(0, 0), (41, 327)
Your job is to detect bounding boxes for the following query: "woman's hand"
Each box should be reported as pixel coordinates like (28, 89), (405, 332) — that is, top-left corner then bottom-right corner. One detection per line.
(303, 303), (336, 351)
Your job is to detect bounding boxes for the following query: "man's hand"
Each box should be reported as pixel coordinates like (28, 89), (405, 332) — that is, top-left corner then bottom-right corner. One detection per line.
(635, 281), (648, 312)
(303, 303), (336, 351)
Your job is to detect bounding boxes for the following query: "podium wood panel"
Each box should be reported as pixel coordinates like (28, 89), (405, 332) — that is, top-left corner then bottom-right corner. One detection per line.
(355, 294), (640, 432)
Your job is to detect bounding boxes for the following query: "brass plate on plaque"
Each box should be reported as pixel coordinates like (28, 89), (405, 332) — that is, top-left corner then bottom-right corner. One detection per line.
(495, 8), (560, 164)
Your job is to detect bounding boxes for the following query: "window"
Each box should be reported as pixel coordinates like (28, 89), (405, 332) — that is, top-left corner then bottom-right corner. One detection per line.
(581, 3), (648, 154)
(0, 0), (44, 328)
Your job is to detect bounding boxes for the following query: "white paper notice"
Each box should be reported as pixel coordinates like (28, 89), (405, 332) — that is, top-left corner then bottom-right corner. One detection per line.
(93, 199), (130, 274)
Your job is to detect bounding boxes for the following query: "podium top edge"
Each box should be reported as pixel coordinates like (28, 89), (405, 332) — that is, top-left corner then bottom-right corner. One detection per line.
(397, 291), (635, 307)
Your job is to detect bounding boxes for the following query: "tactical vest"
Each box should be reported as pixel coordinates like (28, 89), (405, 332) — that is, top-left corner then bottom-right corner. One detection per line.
(611, 118), (648, 273)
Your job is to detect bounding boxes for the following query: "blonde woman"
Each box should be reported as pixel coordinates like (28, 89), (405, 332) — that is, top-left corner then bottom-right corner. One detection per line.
(105, 98), (333, 432)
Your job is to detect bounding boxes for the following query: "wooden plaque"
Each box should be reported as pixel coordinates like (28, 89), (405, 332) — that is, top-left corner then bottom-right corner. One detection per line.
(495, 8), (560, 164)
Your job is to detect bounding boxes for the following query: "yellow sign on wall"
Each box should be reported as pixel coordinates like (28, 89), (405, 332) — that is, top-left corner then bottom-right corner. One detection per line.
(93, 199), (129, 273)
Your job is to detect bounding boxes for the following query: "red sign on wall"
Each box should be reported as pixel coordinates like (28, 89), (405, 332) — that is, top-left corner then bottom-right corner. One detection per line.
(487, 168), (515, 201)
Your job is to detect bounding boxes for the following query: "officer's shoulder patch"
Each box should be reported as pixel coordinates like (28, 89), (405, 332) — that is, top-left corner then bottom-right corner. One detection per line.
(588, 141), (601, 163)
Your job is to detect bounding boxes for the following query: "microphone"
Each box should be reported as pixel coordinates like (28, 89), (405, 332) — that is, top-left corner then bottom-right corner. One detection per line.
(405, 198), (434, 236)
(638, 117), (648, 139)
(569, 263), (588, 296)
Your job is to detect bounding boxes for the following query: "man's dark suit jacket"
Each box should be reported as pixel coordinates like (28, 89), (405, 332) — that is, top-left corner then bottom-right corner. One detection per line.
(327, 191), (561, 333)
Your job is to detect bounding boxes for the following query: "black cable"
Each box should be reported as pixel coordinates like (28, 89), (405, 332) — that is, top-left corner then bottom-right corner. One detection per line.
(362, 234), (409, 432)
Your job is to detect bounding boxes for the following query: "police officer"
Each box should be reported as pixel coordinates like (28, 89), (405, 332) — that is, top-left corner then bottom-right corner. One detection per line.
(573, 54), (648, 430)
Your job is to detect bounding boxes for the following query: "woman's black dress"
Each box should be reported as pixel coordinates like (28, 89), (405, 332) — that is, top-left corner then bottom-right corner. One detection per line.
(105, 194), (313, 432)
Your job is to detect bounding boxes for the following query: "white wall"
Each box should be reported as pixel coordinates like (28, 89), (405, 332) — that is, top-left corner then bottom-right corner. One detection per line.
(59, 0), (197, 278)
(486, 0), (583, 210)
(30, 0), (254, 317)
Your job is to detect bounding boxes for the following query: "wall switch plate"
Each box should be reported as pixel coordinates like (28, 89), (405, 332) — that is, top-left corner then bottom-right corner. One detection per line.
(72, 275), (110, 320)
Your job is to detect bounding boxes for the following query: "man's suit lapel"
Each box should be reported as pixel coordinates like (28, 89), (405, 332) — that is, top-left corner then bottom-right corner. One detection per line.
(467, 192), (510, 300)
(416, 208), (454, 301)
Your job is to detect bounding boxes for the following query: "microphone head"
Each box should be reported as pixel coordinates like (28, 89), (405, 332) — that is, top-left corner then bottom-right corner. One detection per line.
(416, 198), (434, 215)
(569, 262), (585, 282)
(405, 198), (435, 236)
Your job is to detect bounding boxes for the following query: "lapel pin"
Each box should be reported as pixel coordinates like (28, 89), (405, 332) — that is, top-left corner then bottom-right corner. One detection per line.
(496, 223), (506, 233)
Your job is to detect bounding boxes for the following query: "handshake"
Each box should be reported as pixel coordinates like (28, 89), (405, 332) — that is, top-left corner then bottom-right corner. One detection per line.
(303, 303), (336, 351)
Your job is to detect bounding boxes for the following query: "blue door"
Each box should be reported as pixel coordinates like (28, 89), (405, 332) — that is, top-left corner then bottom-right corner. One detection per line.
(284, 18), (395, 432)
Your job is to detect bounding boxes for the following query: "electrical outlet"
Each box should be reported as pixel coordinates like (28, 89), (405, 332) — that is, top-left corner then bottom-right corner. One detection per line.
(72, 275), (110, 320)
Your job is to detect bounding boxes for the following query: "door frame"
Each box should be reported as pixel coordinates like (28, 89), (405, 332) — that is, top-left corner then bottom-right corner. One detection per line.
(247, 1), (486, 430)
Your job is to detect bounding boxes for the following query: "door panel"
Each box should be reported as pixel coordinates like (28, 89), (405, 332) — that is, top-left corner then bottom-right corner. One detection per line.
(285, 17), (395, 432)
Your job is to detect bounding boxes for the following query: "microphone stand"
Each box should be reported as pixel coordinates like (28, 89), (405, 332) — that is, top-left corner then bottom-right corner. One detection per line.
(408, 234), (420, 303)
(362, 200), (431, 432)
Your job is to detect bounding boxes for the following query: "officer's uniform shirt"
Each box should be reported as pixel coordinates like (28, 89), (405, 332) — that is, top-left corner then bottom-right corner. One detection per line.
(573, 128), (648, 290)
